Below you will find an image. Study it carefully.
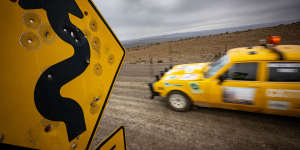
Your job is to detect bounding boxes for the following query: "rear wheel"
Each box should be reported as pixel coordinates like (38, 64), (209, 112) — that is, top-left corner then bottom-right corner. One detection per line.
(167, 91), (192, 112)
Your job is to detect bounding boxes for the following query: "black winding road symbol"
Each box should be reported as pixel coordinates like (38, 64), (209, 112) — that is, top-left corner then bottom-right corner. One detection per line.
(19, 0), (90, 141)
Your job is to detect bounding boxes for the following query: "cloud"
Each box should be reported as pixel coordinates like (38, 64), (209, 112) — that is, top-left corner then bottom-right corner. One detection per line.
(95, 0), (300, 40)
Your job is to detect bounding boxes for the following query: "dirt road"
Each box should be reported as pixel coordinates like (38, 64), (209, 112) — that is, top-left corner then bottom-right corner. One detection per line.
(93, 64), (300, 150)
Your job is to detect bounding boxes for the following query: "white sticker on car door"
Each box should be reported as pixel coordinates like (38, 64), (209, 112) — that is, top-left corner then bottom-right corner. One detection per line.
(222, 87), (255, 105)
(268, 100), (290, 110)
(266, 89), (300, 98)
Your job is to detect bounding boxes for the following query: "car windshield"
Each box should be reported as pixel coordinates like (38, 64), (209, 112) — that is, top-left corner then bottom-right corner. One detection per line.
(204, 55), (229, 78)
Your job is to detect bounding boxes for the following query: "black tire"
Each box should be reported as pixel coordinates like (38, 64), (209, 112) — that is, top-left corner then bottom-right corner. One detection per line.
(167, 91), (192, 112)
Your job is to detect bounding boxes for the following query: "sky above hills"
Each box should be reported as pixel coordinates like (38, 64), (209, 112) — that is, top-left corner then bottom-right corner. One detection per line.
(95, 0), (300, 40)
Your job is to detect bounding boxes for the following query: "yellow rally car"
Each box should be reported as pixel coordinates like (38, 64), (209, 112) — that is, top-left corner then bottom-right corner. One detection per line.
(149, 36), (300, 117)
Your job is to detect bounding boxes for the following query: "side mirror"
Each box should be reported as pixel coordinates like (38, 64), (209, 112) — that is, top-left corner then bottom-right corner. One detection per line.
(218, 74), (227, 85)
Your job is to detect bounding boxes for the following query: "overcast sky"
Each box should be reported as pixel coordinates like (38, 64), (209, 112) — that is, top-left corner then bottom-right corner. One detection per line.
(95, 0), (300, 41)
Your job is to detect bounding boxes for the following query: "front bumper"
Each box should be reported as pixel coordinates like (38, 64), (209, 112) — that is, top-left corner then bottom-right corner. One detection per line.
(148, 83), (159, 99)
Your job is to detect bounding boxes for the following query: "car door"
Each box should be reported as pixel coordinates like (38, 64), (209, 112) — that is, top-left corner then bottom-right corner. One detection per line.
(209, 62), (264, 112)
(261, 61), (300, 117)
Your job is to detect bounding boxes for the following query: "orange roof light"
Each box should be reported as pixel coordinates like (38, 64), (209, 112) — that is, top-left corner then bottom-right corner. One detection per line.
(267, 36), (281, 45)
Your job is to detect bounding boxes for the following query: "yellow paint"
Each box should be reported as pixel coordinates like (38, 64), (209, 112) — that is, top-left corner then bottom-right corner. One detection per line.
(0, 0), (125, 149)
(227, 45), (300, 62)
(154, 45), (300, 117)
(96, 126), (126, 150)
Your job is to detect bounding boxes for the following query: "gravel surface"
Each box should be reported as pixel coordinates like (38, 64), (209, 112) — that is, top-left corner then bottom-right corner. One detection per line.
(92, 64), (300, 150)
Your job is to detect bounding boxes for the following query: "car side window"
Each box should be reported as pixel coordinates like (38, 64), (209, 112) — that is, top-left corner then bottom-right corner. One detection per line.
(224, 63), (258, 81)
(268, 62), (300, 82)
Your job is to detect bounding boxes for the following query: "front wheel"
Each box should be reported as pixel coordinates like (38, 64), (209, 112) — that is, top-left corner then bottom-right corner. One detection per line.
(167, 91), (192, 112)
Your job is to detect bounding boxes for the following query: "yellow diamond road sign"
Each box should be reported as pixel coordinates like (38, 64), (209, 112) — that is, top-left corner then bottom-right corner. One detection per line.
(96, 126), (127, 150)
(0, 0), (125, 149)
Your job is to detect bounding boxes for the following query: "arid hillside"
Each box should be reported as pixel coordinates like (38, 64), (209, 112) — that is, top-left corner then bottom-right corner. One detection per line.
(94, 22), (300, 150)
(125, 22), (300, 64)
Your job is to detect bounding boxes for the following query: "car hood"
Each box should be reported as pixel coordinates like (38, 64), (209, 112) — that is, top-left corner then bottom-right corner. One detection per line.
(161, 62), (210, 81)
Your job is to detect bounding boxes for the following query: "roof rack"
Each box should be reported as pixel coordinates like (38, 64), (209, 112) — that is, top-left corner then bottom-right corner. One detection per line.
(268, 46), (284, 60)
(260, 36), (285, 60)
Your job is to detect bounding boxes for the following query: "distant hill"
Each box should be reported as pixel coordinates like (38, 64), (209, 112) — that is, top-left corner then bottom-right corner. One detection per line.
(121, 19), (300, 48)
(125, 21), (300, 64)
